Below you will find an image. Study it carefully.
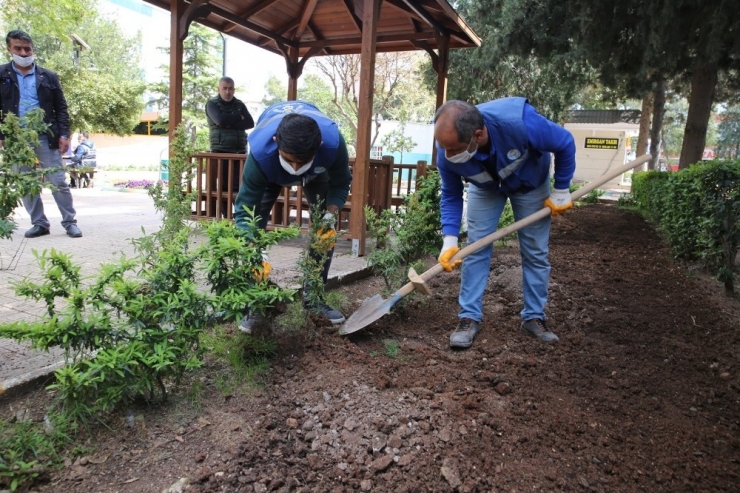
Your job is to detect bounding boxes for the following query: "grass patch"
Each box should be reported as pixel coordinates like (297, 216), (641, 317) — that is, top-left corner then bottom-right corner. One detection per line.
(200, 324), (277, 397)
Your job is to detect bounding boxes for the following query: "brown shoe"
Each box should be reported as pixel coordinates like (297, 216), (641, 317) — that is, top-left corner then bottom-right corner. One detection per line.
(450, 318), (480, 349)
(520, 318), (559, 342)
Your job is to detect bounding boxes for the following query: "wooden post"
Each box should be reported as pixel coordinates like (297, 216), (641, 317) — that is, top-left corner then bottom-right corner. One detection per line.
(287, 47), (299, 100)
(432, 32), (449, 170)
(168, 0), (185, 142)
(350, 0), (381, 257)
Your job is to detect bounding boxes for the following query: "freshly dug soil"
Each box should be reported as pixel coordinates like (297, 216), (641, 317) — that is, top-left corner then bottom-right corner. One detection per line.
(3, 203), (739, 492)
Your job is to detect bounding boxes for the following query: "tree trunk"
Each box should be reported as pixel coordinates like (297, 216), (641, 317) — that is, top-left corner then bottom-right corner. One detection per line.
(635, 93), (653, 171)
(679, 62), (718, 169)
(649, 79), (666, 170)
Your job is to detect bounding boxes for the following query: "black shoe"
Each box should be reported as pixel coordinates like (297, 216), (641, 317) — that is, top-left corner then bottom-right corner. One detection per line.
(24, 225), (50, 238)
(520, 318), (559, 342)
(305, 302), (345, 325)
(450, 318), (480, 348)
(65, 224), (82, 238)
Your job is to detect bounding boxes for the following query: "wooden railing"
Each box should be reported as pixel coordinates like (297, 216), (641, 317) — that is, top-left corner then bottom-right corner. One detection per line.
(185, 153), (431, 233)
(187, 152), (245, 220)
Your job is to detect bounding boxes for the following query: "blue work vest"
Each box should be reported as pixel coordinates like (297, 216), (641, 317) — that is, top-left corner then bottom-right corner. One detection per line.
(438, 97), (551, 193)
(248, 100), (340, 185)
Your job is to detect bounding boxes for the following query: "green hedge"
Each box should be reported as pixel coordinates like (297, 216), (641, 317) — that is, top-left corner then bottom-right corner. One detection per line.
(631, 160), (740, 295)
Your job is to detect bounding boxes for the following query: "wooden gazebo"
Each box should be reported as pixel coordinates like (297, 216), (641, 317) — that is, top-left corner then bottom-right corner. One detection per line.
(142, 0), (480, 255)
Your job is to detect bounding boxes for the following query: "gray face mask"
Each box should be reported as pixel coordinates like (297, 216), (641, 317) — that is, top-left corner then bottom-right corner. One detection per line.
(12, 54), (34, 68)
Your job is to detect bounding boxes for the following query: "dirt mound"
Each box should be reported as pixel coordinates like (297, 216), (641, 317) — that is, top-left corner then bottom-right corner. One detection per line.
(5, 203), (740, 492)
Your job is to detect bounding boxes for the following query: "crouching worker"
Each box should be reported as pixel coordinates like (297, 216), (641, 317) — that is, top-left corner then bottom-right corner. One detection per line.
(233, 100), (352, 333)
(69, 131), (96, 188)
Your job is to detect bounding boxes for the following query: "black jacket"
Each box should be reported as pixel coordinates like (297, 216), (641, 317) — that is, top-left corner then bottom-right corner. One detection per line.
(205, 95), (254, 153)
(0, 62), (70, 148)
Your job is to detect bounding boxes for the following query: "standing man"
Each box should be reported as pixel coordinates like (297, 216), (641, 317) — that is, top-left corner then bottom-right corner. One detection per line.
(434, 98), (576, 349)
(205, 76), (254, 216)
(0, 30), (81, 238)
(233, 100), (352, 333)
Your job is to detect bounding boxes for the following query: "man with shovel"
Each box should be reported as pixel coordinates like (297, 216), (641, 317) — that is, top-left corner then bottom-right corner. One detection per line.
(434, 98), (576, 349)
(233, 100), (352, 333)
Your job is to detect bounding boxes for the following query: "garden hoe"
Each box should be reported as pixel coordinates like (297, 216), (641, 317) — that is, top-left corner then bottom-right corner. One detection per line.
(339, 154), (652, 335)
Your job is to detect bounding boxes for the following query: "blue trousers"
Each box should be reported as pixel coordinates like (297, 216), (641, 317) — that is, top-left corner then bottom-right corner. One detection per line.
(460, 179), (552, 322)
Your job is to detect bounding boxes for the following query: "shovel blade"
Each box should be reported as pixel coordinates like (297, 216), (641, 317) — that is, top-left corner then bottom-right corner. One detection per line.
(339, 293), (400, 335)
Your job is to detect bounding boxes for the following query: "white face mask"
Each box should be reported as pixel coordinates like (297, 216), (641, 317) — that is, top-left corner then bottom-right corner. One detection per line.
(12, 54), (34, 68)
(279, 154), (313, 176)
(445, 138), (478, 164)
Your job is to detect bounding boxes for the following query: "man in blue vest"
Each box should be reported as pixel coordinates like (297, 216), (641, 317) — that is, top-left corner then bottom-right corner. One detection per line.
(434, 98), (576, 349)
(233, 101), (352, 333)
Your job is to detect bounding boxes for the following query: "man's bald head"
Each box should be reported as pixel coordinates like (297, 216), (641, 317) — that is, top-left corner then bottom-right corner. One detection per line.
(434, 100), (484, 144)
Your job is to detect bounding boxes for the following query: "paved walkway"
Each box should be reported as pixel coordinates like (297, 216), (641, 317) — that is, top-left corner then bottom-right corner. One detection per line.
(0, 188), (372, 393)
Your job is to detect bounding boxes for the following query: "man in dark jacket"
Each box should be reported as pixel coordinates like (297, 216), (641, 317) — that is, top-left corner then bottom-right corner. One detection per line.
(233, 100), (352, 333)
(205, 76), (254, 216)
(0, 30), (81, 238)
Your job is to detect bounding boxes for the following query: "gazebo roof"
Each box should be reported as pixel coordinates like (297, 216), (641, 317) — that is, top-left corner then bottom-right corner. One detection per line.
(143, 0), (480, 56)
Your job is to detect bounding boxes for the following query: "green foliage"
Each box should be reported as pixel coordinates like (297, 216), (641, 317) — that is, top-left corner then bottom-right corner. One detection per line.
(631, 162), (740, 295)
(717, 106), (740, 160)
(365, 171), (442, 291)
(149, 23), (221, 127)
(198, 213), (298, 323)
(380, 125), (417, 164)
(200, 324), (276, 396)
(147, 123), (197, 246)
(0, 109), (50, 240)
(297, 201), (338, 316)
(370, 339), (411, 361)
(580, 188), (606, 204)
(0, 413), (73, 491)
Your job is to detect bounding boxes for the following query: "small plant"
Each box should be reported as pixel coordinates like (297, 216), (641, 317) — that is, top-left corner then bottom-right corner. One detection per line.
(200, 323), (276, 396)
(198, 211), (298, 323)
(365, 171), (442, 292)
(579, 188), (606, 204)
(0, 412), (73, 491)
(297, 200), (341, 320)
(0, 109), (51, 240)
(370, 339), (411, 361)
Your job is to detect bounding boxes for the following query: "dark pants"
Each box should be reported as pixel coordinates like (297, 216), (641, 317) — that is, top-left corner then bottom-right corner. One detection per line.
(256, 173), (334, 294)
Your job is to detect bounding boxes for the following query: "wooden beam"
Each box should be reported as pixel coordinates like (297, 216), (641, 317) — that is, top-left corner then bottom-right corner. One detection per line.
(341, 0), (363, 32)
(400, 0), (447, 34)
(207, 4), (298, 48)
(351, 0), (381, 256)
(221, 0), (282, 33)
(177, 0), (212, 41)
(302, 31), (433, 49)
(295, 0), (320, 40)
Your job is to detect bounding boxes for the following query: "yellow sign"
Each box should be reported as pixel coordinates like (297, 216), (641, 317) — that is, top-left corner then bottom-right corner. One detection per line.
(585, 137), (619, 149)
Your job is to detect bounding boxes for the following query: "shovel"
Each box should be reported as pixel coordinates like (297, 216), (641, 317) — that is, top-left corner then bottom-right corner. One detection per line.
(339, 154), (652, 335)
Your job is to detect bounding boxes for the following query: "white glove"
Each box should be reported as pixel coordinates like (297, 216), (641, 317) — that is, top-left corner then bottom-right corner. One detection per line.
(438, 235), (461, 272)
(321, 212), (336, 230)
(545, 188), (573, 216)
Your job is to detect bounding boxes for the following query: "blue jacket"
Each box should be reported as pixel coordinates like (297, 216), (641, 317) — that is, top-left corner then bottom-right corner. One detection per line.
(437, 97), (576, 237)
(71, 140), (96, 167)
(248, 100), (340, 185)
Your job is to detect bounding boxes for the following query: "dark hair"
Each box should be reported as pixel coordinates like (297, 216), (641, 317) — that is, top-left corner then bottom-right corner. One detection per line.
(434, 100), (484, 142)
(80, 132), (90, 139)
(275, 113), (322, 161)
(6, 30), (33, 48)
(219, 76), (234, 85)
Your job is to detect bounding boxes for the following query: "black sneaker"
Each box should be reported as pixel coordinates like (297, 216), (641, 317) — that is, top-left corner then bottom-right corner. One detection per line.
(238, 311), (266, 334)
(450, 318), (480, 349)
(520, 318), (559, 342)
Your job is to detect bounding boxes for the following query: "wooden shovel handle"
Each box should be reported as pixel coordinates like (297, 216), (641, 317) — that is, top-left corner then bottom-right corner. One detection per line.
(400, 154), (653, 296)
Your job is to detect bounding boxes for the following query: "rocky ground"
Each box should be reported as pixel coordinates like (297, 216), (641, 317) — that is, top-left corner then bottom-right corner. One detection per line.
(3, 203), (739, 492)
